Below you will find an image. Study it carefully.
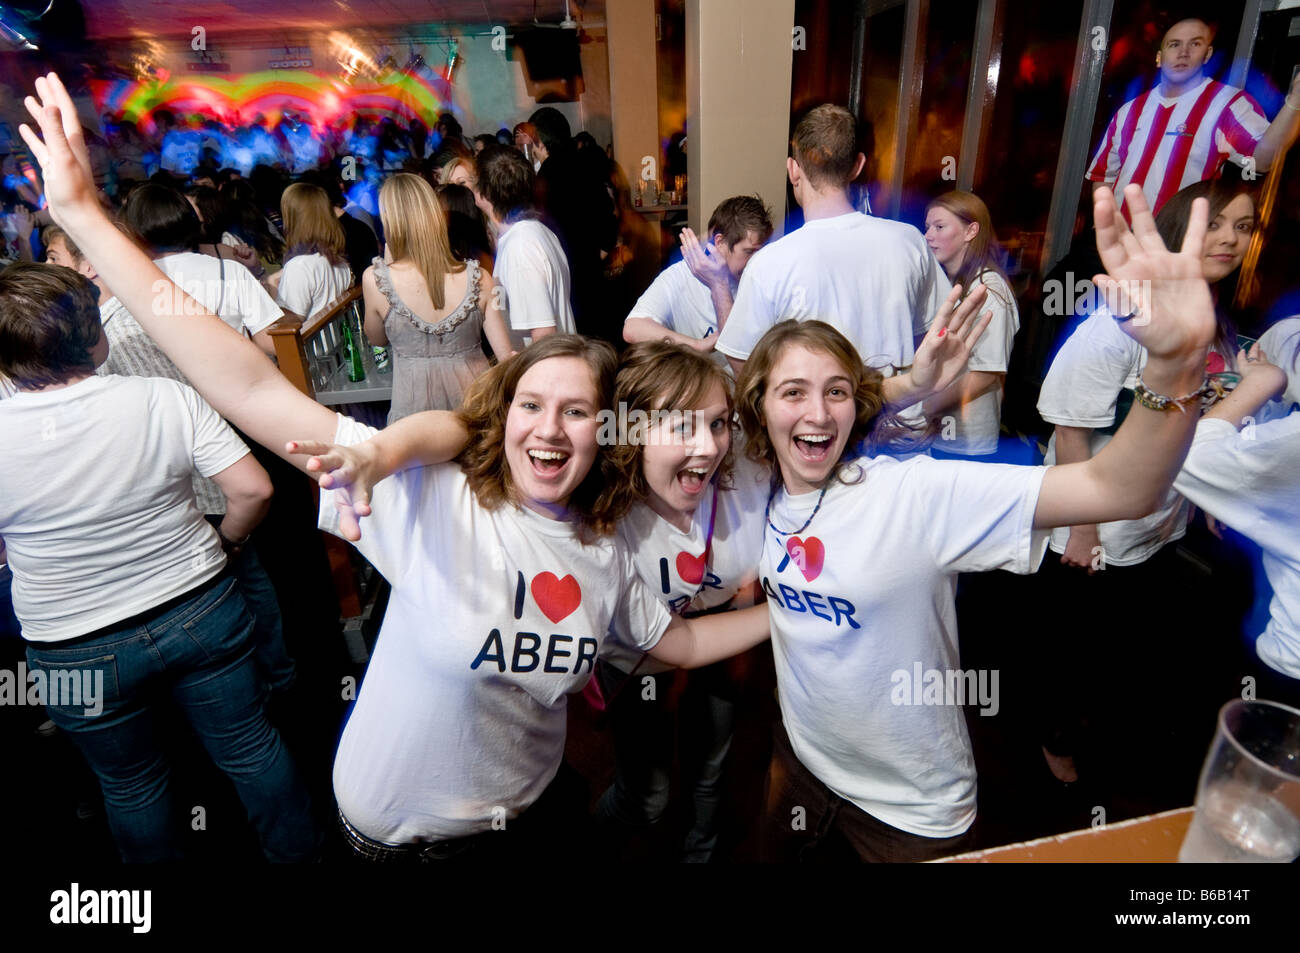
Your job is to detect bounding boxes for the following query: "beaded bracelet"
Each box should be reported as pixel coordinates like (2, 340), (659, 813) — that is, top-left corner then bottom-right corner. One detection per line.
(1133, 375), (1211, 413)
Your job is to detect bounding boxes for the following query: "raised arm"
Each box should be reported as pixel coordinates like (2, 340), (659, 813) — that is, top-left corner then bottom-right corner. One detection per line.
(19, 73), (338, 477)
(881, 283), (992, 411)
(1033, 185), (1215, 529)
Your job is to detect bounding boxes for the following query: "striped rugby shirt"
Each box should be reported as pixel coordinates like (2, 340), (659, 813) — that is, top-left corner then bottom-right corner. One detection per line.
(1086, 77), (1268, 218)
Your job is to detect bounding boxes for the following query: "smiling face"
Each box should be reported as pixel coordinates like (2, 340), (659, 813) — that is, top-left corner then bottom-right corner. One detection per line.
(1201, 193), (1255, 284)
(924, 206), (975, 276)
(1158, 20), (1213, 86)
(762, 345), (857, 495)
(640, 381), (732, 528)
(504, 356), (602, 518)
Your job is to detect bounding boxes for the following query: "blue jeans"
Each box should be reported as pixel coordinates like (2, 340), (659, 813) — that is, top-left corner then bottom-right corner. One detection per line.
(0, 563), (20, 641)
(205, 515), (296, 695)
(25, 574), (319, 862)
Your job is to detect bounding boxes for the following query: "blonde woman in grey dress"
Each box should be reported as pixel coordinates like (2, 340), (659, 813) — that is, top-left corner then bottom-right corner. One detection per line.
(363, 173), (513, 422)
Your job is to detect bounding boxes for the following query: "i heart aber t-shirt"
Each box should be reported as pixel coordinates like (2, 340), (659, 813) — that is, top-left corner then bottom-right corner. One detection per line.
(762, 454), (1048, 838)
(320, 415), (671, 844)
(603, 450), (771, 675)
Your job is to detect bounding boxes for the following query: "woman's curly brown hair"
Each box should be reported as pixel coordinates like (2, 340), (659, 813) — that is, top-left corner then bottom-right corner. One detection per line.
(455, 334), (634, 541)
(734, 320), (928, 483)
(606, 341), (736, 503)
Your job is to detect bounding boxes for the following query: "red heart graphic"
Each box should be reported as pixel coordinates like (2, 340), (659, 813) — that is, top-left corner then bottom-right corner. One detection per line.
(1206, 352), (1226, 375)
(676, 551), (707, 585)
(786, 536), (825, 582)
(531, 572), (582, 624)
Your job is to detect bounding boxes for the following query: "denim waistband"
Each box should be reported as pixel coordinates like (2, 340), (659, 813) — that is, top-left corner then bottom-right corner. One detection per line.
(337, 809), (487, 862)
(35, 568), (232, 649)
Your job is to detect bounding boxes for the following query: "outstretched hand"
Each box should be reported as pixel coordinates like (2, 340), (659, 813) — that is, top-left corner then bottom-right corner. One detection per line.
(910, 283), (993, 396)
(1091, 184), (1215, 362)
(680, 228), (731, 290)
(286, 439), (380, 542)
(17, 73), (97, 226)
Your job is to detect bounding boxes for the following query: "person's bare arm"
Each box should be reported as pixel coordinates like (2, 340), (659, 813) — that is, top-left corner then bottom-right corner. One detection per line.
(478, 270), (515, 362)
(645, 604), (770, 669)
(1202, 345), (1288, 428)
(880, 284), (992, 411)
(19, 72), (338, 476)
(209, 453), (272, 543)
(623, 316), (715, 353)
(361, 266), (388, 346)
(1033, 185), (1215, 530)
(529, 323), (557, 341)
(1252, 74), (1300, 173)
(921, 370), (1004, 418)
(1052, 425), (1103, 573)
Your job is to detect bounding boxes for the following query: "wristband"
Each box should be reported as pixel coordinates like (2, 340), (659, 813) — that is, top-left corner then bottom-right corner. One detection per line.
(1284, 97), (1300, 112)
(1133, 375), (1211, 413)
(217, 527), (250, 557)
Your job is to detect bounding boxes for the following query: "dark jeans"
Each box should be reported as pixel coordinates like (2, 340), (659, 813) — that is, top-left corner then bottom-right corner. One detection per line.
(204, 515), (296, 695)
(0, 563), (20, 641)
(760, 720), (974, 863)
(25, 574), (319, 862)
(593, 659), (737, 861)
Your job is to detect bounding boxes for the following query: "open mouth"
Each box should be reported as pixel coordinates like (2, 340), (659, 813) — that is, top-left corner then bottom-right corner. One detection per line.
(527, 448), (570, 476)
(793, 434), (833, 462)
(677, 465), (711, 494)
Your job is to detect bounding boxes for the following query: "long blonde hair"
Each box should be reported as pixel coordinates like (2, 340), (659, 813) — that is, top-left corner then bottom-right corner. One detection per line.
(379, 172), (464, 310)
(281, 182), (345, 266)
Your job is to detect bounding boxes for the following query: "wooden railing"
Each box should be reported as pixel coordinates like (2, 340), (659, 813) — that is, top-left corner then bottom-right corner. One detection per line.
(267, 288), (388, 624)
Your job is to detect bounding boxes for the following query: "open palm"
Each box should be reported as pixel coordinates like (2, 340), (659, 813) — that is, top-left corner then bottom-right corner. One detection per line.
(1092, 184), (1215, 361)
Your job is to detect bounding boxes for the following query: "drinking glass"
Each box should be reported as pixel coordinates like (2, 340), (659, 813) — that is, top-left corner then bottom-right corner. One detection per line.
(1178, 699), (1300, 863)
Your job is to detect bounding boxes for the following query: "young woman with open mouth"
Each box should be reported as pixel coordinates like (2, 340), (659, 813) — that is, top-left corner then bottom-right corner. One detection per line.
(732, 181), (1218, 861)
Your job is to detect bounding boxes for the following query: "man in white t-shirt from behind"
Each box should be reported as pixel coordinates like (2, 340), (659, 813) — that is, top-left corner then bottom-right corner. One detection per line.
(715, 104), (951, 389)
(474, 144), (575, 351)
(623, 194), (773, 369)
(121, 183), (283, 358)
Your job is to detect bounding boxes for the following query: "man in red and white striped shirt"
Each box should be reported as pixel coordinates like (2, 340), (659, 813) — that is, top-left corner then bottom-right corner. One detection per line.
(1087, 16), (1300, 219)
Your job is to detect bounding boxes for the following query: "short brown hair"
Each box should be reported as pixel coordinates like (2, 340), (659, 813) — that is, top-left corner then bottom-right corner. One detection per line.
(708, 195), (774, 248)
(0, 262), (102, 389)
(42, 224), (84, 263)
(607, 341), (736, 502)
(734, 320), (925, 478)
(475, 144), (536, 222)
(791, 105), (859, 190)
(456, 334), (633, 541)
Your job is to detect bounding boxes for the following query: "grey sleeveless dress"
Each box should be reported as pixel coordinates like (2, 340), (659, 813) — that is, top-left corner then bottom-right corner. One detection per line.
(372, 257), (489, 423)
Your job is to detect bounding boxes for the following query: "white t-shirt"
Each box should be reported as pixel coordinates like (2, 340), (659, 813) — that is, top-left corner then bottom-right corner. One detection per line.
(318, 416), (671, 843)
(493, 218), (575, 351)
(154, 251), (283, 337)
(603, 450), (771, 675)
(1259, 318), (1300, 413)
(715, 211), (951, 370)
(1174, 414), (1300, 680)
(277, 253), (354, 320)
(933, 270), (1020, 456)
(762, 455), (1048, 837)
(1037, 309), (1189, 566)
(0, 375), (247, 641)
(626, 260), (731, 371)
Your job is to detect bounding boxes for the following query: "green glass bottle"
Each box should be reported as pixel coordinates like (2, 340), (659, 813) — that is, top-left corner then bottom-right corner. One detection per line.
(342, 316), (366, 383)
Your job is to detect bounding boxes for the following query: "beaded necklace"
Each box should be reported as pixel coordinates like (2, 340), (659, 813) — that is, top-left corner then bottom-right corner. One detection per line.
(764, 482), (828, 537)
